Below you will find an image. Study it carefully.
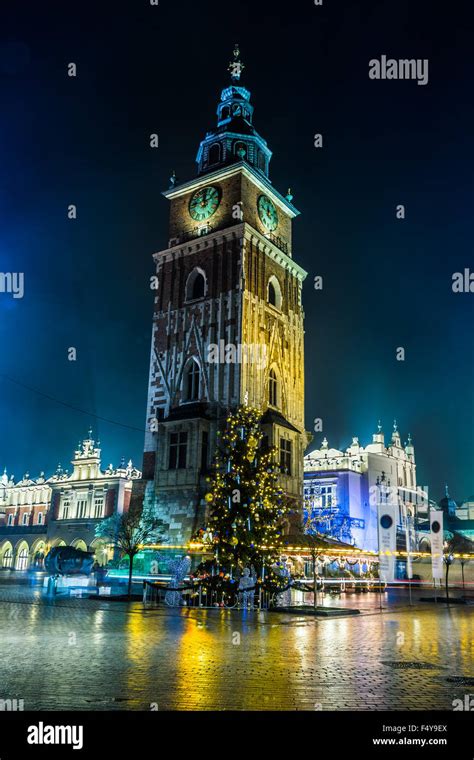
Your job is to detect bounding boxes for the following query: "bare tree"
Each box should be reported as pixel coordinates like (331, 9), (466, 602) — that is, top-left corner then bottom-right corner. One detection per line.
(443, 532), (473, 604)
(95, 503), (164, 599)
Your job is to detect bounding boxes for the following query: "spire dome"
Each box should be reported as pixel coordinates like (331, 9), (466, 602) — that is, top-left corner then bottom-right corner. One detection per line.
(404, 432), (415, 460)
(372, 420), (385, 445)
(439, 484), (457, 517)
(391, 419), (401, 446)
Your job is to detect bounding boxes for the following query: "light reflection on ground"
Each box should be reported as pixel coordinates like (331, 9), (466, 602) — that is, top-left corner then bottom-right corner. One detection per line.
(0, 585), (472, 711)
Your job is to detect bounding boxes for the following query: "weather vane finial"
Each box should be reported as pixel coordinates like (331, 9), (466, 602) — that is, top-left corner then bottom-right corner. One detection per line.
(228, 43), (244, 82)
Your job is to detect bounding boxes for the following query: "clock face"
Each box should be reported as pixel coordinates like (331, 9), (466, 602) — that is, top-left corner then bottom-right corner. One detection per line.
(189, 186), (221, 222)
(257, 194), (278, 231)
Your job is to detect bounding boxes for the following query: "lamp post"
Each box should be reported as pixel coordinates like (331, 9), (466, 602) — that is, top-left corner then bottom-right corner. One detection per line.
(404, 504), (413, 606)
(312, 549), (318, 610)
(444, 549), (454, 605)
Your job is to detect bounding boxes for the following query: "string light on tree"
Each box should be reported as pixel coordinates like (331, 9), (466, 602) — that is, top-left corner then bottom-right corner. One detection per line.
(201, 405), (290, 575)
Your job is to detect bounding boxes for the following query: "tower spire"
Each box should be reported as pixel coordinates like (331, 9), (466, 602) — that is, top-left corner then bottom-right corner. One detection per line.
(372, 420), (384, 446)
(391, 419), (401, 447)
(195, 46), (272, 178)
(228, 43), (245, 83)
(405, 432), (415, 460)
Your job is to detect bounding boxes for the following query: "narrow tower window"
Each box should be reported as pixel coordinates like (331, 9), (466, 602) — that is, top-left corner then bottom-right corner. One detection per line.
(186, 268), (207, 301)
(184, 359), (200, 402)
(269, 368), (278, 407)
(192, 274), (205, 299)
(267, 276), (282, 309)
(169, 432), (188, 470)
(280, 439), (292, 476)
(268, 281), (276, 306)
(208, 143), (220, 164)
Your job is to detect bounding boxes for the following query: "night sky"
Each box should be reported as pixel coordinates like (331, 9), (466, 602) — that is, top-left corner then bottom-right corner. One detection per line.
(1, 0), (472, 504)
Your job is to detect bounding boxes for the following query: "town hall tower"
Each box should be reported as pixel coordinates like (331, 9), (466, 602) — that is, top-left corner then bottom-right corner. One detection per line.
(140, 46), (309, 542)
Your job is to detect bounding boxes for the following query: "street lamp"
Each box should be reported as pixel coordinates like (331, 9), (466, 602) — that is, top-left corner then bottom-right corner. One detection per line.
(443, 548), (454, 604)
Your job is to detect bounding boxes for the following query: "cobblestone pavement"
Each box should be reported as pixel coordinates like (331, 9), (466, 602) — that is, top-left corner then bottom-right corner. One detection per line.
(0, 585), (472, 711)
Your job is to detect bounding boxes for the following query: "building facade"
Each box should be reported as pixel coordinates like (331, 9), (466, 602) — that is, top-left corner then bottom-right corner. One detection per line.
(0, 470), (50, 570)
(303, 423), (428, 553)
(138, 46), (310, 543)
(0, 432), (141, 570)
(47, 432), (141, 563)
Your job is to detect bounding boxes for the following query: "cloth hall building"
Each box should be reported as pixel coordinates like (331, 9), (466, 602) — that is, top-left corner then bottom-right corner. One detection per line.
(0, 432), (140, 571)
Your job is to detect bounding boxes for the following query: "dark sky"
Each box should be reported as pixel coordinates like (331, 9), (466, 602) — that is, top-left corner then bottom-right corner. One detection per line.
(1, 0), (472, 504)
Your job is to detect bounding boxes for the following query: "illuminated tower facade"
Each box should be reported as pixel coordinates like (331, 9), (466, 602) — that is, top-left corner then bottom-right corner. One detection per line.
(140, 46), (309, 542)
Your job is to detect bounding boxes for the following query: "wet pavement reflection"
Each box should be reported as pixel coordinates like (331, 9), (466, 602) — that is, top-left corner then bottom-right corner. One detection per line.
(0, 586), (472, 711)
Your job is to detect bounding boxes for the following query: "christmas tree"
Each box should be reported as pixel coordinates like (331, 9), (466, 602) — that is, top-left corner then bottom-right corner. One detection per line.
(203, 405), (289, 575)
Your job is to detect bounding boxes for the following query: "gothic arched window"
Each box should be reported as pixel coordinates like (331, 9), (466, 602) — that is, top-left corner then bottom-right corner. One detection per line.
(16, 545), (29, 571)
(268, 281), (276, 306)
(208, 143), (220, 165)
(269, 368), (278, 407)
(184, 359), (200, 402)
(257, 150), (266, 173)
(186, 268), (206, 301)
(267, 276), (282, 309)
(192, 274), (205, 299)
(2, 547), (13, 568)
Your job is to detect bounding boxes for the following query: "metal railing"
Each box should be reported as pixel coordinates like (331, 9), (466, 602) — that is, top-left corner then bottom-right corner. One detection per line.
(266, 233), (288, 255)
(143, 580), (274, 610)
